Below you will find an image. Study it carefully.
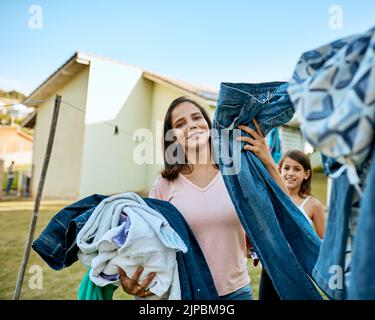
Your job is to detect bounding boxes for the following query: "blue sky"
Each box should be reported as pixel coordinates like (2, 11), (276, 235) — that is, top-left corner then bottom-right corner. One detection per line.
(0, 0), (374, 95)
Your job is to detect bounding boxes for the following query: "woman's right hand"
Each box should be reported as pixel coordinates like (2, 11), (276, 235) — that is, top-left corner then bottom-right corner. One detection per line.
(118, 266), (156, 298)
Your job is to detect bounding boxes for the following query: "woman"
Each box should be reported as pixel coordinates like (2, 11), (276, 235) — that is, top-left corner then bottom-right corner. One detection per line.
(118, 96), (286, 300)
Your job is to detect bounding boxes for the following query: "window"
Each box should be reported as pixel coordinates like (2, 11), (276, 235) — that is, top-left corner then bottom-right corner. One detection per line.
(279, 125), (305, 152)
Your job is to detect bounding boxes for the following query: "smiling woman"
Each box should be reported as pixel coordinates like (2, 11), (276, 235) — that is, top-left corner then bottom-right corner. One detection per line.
(161, 97), (215, 180)
(118, 96), (299, 300)
(118, 96), (255, 300)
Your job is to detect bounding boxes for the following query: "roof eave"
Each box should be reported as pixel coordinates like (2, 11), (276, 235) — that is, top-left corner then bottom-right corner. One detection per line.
(23, 52), (90, 108)
(143, 72), (218, 105)
(21, 110), (36, 128)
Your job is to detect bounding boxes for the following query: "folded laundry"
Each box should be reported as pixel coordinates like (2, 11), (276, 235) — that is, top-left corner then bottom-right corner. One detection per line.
(76, 192), (188, 300)
(32, 193), (220, 300)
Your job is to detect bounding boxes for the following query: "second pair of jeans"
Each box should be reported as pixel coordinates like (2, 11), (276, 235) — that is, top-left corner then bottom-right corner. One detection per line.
(213, 81), (324, 300)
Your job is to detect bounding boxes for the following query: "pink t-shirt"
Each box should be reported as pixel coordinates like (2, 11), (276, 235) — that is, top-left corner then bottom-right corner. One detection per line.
(149, 171), (250, 296)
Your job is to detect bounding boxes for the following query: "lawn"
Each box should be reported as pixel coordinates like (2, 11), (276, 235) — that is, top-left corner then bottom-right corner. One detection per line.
(0, 200), (89, 300)
(0, 170), (327, 300)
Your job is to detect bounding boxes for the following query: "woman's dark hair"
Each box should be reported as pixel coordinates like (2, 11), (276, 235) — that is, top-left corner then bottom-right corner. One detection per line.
(161, 96), (216, 180)
(278, 149), (312, 197)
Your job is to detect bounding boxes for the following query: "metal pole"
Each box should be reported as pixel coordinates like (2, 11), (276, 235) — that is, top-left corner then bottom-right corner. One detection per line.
(13, 95), (62, 300)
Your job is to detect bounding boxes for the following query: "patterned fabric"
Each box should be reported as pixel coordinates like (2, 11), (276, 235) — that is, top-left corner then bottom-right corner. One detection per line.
(288, 26), (375, 187)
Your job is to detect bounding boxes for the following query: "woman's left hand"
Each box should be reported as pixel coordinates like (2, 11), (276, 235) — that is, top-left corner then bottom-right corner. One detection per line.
(237, 119), (274, 168)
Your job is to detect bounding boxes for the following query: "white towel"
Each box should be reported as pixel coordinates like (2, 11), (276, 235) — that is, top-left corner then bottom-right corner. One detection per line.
(76, 192), (187, 300)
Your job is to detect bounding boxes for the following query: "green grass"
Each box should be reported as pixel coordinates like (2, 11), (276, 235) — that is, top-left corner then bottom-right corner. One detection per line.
(0, 201), (88, 300)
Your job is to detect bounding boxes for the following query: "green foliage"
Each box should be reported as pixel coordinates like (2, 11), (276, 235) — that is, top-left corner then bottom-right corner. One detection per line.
(0, 89), (26, 100)
(0, 114), (11, 125)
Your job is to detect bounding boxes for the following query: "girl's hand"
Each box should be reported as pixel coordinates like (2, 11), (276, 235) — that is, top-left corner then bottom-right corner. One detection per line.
(237, 119), (274, 168)
(237, 119), (289, 195)
(118, 266), (156, 298)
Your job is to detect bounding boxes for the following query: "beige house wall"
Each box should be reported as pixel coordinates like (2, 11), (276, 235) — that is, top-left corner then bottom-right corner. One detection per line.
(0, 128), (33, 166)
(31, 67), (89, 199)
(79, 59), (153, 198)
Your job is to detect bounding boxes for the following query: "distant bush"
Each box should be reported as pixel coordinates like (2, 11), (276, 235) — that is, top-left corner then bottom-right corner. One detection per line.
(0, 89), (26, 100)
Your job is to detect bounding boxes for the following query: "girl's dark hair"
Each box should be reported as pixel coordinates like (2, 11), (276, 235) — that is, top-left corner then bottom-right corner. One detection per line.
(161, 96), (216, 180)
(278, 149), (312, 198)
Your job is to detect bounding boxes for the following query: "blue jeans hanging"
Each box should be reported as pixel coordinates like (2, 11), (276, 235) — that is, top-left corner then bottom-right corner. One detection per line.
(212, 81), (324, 300)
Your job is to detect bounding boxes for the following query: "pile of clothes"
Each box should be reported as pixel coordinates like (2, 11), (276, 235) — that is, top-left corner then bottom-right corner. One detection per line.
(32, 192), (219, 300)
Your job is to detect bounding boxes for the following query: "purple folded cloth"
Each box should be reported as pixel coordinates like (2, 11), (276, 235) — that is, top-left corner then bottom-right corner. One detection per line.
(113, 213), (131, 248)
(98, 213), (132, 282)
(98, 272), (120, 281)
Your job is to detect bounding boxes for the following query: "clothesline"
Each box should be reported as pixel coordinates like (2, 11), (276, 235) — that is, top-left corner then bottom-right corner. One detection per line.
(4, 97), (152, 143)
(60, 99), (154, 147)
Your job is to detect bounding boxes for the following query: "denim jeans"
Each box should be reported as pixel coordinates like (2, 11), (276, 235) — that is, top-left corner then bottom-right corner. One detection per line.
(312, 171), (353, 300)
(219, 283), (253, 300)
(32, 194), (107, 270)
(314, 152), (372, 299)
(212, 82), (323, 300)
(33, 194), (219, 300)
(348, 144), (375, 299)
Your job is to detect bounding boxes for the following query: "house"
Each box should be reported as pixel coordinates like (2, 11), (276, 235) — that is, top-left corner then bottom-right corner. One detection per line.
(0, 127), (33, 167)
(22, 52), (218, 199)
(277, 118), (322, 169)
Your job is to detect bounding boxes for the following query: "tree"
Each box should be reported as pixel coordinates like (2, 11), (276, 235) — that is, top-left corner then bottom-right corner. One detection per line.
(0, 89), (26, 100)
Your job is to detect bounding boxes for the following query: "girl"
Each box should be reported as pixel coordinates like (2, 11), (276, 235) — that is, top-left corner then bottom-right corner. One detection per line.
(258, 149), (326, 301)
(118, 96), (284, 300)
(278, 149), (326, 239)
